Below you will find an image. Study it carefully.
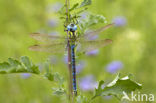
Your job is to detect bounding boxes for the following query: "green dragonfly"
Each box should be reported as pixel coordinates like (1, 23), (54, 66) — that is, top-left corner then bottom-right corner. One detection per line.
(29, 23), (114, 96)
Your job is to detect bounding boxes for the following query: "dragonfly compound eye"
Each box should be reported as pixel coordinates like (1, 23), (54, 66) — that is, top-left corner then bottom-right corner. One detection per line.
(67, 24), (77, 32)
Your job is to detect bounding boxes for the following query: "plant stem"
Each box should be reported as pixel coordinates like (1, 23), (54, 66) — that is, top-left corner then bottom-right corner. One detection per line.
(67, 32), (74, 103)
(66, 0), (74, 102)
(66, 0), (70, 23)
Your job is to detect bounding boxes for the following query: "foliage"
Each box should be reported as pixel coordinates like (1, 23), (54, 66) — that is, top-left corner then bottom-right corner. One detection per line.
(0, 56), (66, 96)
(0, 0), (151, 102)
(79, 14), (107, 34)
(92, 74), (142, 101)
(0, 56), (39, 74)
(0, 56), (142, 103)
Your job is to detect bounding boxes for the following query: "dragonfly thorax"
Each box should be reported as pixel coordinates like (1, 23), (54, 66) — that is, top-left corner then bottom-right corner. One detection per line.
(67, 23), (77, 32)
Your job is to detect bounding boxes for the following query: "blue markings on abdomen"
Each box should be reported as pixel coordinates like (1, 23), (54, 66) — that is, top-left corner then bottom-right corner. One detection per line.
(71, 44), (77, 95)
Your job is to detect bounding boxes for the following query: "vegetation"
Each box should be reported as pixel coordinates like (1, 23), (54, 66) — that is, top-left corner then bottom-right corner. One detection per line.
(0, 0), (155, 103)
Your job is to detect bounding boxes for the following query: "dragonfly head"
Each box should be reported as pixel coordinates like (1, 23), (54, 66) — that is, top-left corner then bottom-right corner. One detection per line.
(67, 23), (77, 32)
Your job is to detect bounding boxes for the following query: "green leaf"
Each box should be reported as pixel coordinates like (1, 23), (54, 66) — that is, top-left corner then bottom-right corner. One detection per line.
(0, 62), (10, 70)
(58, 5), (66, 15)
(76, 8), (88, 14)
(59, 16), (66, 19)
(79, 14), (107, 34)
(30, 65), (40, 74)
(52, 88), (65, 96)
(92, 74), (142, 100)
(79, 0), (92, 8)
(8, 58), (21, 67)
(45, 73), (54, 81)
(76, 95), (88, 103)
(54, 73), (64, 87)
(21, 56), (32, 70)
(69, 3), (79, 11)
(44, 61), (54, 81)
(0, 56), (40, 74)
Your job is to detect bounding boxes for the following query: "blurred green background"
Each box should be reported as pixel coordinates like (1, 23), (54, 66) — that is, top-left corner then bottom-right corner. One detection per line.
(0, 0), (156, 103)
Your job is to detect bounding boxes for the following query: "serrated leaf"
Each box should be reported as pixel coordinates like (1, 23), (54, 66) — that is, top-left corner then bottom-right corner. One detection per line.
(79, 14), (107, 33)
(79, 0), (92, 8)
(0, 56), (40, 74)
(92, 74), (142, 100)
(0, 62), (10, 70)
(52, 88), (65, 96)
(8, 58), (21, 67)
(20, 56), (32, 70)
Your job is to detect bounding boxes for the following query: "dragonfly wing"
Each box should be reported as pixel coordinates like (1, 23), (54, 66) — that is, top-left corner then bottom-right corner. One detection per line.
(29, 43), (67, 54)
(84, 23), (114, 40)
(30, 33), (66, 43)
(77, 39), (112, 53)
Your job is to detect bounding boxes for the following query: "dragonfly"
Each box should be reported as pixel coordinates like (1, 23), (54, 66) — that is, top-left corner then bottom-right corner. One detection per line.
(29, 23), (114, 96)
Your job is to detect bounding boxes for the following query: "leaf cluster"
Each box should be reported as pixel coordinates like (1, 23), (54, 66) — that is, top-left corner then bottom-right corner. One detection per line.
(0, 56), (39, 74)
(92, 74), (142, 101)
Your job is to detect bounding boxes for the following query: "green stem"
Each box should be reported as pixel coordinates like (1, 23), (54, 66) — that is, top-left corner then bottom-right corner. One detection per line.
(66, 0), (70, 24)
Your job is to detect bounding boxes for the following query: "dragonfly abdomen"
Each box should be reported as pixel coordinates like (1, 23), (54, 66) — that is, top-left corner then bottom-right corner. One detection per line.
(71, 44), (77, 96)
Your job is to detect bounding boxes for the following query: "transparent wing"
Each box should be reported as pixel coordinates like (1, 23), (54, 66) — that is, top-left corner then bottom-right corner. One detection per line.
(30, 33), (67, 43)
(78, 23), (114, 40)
(29, 43), (67, 54)
(76, 39), (112, 53)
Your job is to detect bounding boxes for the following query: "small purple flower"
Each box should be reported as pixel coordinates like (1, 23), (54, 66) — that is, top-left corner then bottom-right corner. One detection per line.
(80, 12), (88, 20)
(76, 61), (86, 74)
(112, 16), (127, 27)
(106, 61), (123, 74)
(86, 49), (99, 56)
(21, 73), (31, 79)
(47, 19), (58, 27)
(79, 75), (97, 91)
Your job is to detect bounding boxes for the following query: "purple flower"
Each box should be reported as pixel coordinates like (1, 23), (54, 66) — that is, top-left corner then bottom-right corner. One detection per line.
(86, 49), (99, 56)
(79, 75), (97, 91)
(106, 61), (123, 74)
(80, 12), (88, 20)
(47, 19), (58, 27)
(76, 61), (86, 74)
(21, 73), (31, 79)
(112, 16), (127, 27)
